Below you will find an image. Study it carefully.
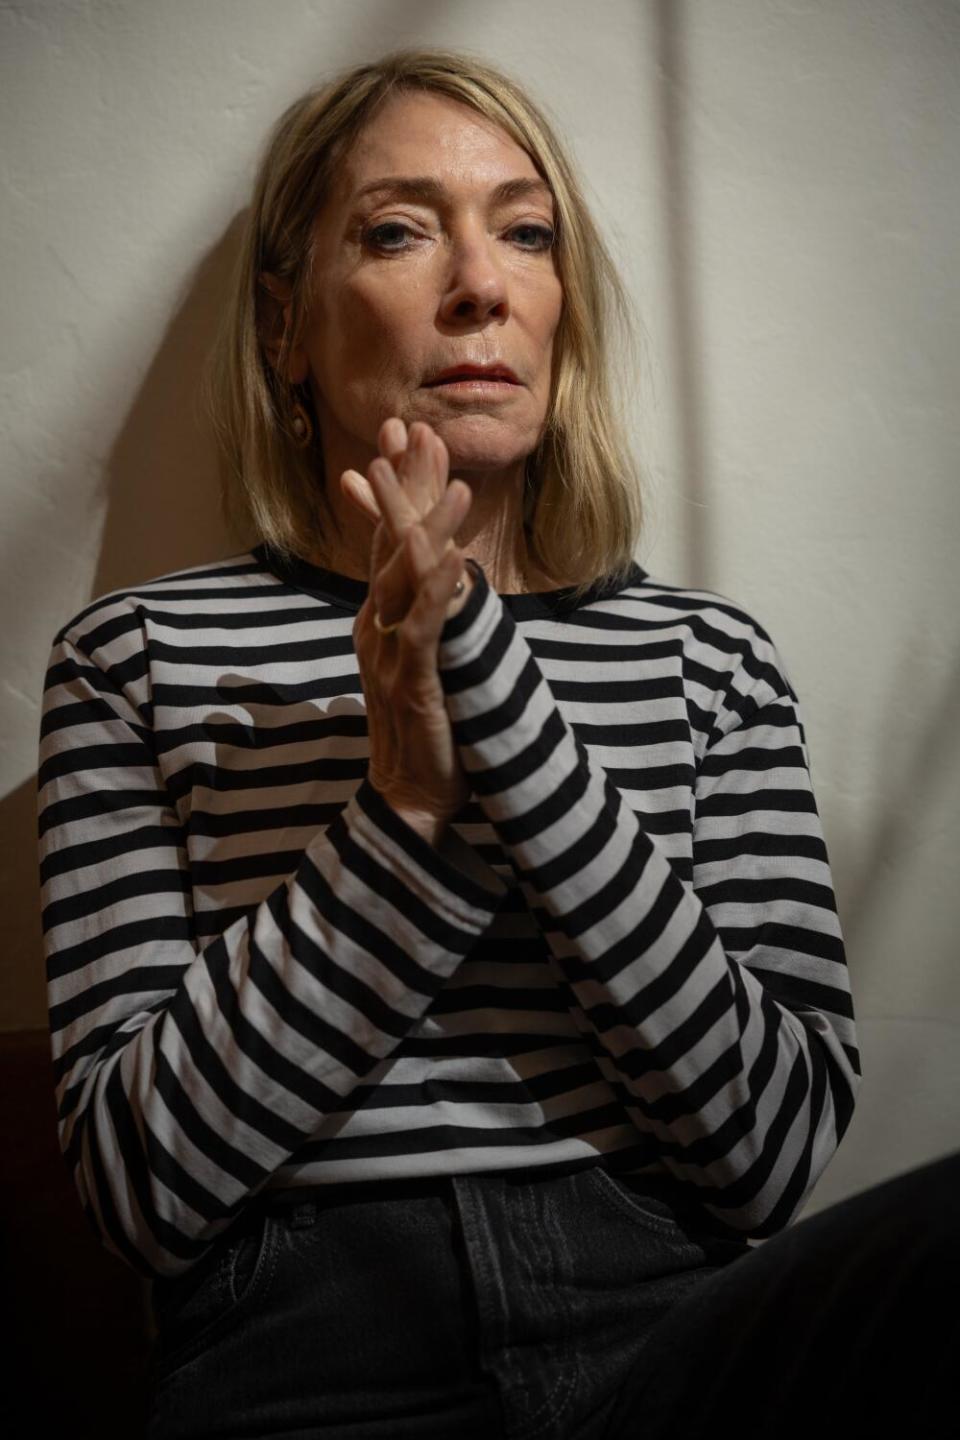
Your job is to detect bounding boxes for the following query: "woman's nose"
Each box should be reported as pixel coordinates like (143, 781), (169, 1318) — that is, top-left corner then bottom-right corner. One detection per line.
(439, 234), (510, 325)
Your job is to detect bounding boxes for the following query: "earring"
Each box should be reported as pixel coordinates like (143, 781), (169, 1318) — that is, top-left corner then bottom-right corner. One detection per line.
(290, 399), (313, 448)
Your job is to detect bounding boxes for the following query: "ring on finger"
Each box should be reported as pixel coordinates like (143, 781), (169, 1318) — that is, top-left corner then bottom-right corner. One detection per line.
(372, 611), (402, 636)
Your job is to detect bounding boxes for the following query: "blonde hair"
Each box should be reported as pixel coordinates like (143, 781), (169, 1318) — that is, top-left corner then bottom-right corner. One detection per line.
(205, 47), (644, 600)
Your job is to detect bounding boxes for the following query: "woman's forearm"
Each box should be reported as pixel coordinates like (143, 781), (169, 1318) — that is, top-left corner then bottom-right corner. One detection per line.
(40, 629), (505, 1279)
(437, 564), (860, 1241)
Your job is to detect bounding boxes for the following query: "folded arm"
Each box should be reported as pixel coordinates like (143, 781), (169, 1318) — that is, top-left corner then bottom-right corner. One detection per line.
(437, 566), (860, 1239)
(39, 624), (505, 1278)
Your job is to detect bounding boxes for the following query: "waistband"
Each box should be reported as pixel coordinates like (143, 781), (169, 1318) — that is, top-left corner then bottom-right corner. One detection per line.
(255, 1153), (609, 1216)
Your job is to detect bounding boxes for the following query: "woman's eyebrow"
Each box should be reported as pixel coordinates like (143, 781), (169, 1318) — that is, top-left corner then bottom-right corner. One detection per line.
(353, 175), (553, 207)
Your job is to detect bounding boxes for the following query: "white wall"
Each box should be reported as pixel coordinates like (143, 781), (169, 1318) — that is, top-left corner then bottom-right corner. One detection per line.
(3, 0), (957, 1215)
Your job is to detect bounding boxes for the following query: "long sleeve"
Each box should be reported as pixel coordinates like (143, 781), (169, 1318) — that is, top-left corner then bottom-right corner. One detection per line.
(437, 565), (860, 1240)
(38, 625), (506, 1278)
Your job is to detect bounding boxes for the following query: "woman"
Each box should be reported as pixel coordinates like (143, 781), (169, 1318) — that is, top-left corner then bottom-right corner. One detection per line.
(38, 47), (955, 1440)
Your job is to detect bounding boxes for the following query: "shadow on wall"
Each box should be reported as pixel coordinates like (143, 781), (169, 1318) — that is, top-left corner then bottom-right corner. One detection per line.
(91, 210), (252, 600)
(4, 213), (252, 1034)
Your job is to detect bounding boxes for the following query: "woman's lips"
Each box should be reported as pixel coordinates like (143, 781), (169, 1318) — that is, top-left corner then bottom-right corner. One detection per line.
(423, 367), (522, 400)
(423, 377), (520, 399)
(429, 377), (516, 387)
(425, 365), (520, 385)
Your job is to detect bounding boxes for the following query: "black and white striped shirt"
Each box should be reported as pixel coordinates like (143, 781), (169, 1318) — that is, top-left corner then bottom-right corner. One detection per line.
(38, 544), (860, 1278)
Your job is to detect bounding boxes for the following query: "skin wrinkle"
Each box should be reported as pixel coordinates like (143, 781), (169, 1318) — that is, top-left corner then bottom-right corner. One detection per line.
(277, 92), (565, 592)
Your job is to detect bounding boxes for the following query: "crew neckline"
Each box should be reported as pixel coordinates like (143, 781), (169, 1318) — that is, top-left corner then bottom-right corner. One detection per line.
(253, 542), (647, 620)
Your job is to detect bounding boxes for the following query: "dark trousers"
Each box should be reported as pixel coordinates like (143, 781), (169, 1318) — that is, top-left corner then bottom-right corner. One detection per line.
(146, 1150), (959, 1439)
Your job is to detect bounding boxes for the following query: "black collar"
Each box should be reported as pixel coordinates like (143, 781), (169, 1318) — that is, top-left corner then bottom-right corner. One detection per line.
(254, 543), (646, 620)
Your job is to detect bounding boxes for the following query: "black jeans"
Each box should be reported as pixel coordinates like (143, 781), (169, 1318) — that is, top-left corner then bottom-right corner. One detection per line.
(146, 1150), (959, 1438)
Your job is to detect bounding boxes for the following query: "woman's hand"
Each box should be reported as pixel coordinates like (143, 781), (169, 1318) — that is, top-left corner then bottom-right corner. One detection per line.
(341, 418), (474, 627)
(341, 416), (444, 534)
(353, 459), (475, 844)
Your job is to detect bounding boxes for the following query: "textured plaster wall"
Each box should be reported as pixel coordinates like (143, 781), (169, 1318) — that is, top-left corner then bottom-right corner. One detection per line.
(2, 0), (957, 1214)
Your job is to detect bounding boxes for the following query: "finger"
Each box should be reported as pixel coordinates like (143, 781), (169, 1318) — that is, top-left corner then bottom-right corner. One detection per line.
(341, 469), (382, 525)
(353, 602), (401, 780)
(397, 421), (437, 519)
(368, 421), (455, 549)
(405, 421), (451, 519)
(399, 535), (468, 647)
(373, 450), (464, 543)
(421, 477), (469, 555)
(367, 456), (422, 547)
(372, 485), (469, 623)
(427, 425), (451, 498)
(378, 416), (408, 468)
(407, 481), (469, 608)
(369, 517), (396, 586)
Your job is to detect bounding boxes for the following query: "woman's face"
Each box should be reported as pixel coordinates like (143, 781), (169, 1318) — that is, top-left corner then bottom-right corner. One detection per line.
(294, 90), (563, 480)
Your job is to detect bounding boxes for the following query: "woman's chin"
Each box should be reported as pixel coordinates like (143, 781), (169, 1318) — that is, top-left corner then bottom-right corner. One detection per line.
(421, 411), (536, 478)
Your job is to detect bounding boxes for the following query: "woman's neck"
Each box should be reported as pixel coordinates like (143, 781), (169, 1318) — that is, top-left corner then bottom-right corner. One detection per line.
(453, 467), (558, 592)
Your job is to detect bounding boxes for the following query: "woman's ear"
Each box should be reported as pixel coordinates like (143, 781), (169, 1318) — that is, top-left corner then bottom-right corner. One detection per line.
(257, 272), (309, 383)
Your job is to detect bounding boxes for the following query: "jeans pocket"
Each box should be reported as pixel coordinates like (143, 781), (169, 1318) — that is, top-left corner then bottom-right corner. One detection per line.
(151, 1207), (278, 1379)
(585, 1166), (694, 1238)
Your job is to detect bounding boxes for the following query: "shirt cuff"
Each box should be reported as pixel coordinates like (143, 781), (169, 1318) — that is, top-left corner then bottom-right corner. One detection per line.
(440, 557), (490, 646)
(349, 777), (507, 924)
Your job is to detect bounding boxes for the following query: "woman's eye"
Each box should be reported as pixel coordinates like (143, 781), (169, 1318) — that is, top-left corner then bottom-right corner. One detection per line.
(365, 222), (416, 251)
(363, 220), (554, 253)
(510, 224), (555, 252)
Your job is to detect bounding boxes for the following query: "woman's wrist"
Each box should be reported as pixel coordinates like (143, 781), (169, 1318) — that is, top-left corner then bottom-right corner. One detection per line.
(444, 556), (482, 620)
(367, 778), (454, 848)
(443, 555), (489, 642)
(443, 556), (477, 620)
(380, 800), (448, 849)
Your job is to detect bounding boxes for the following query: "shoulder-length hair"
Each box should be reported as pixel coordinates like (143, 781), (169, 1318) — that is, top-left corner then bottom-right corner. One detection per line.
(204, 47), (644, 600)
